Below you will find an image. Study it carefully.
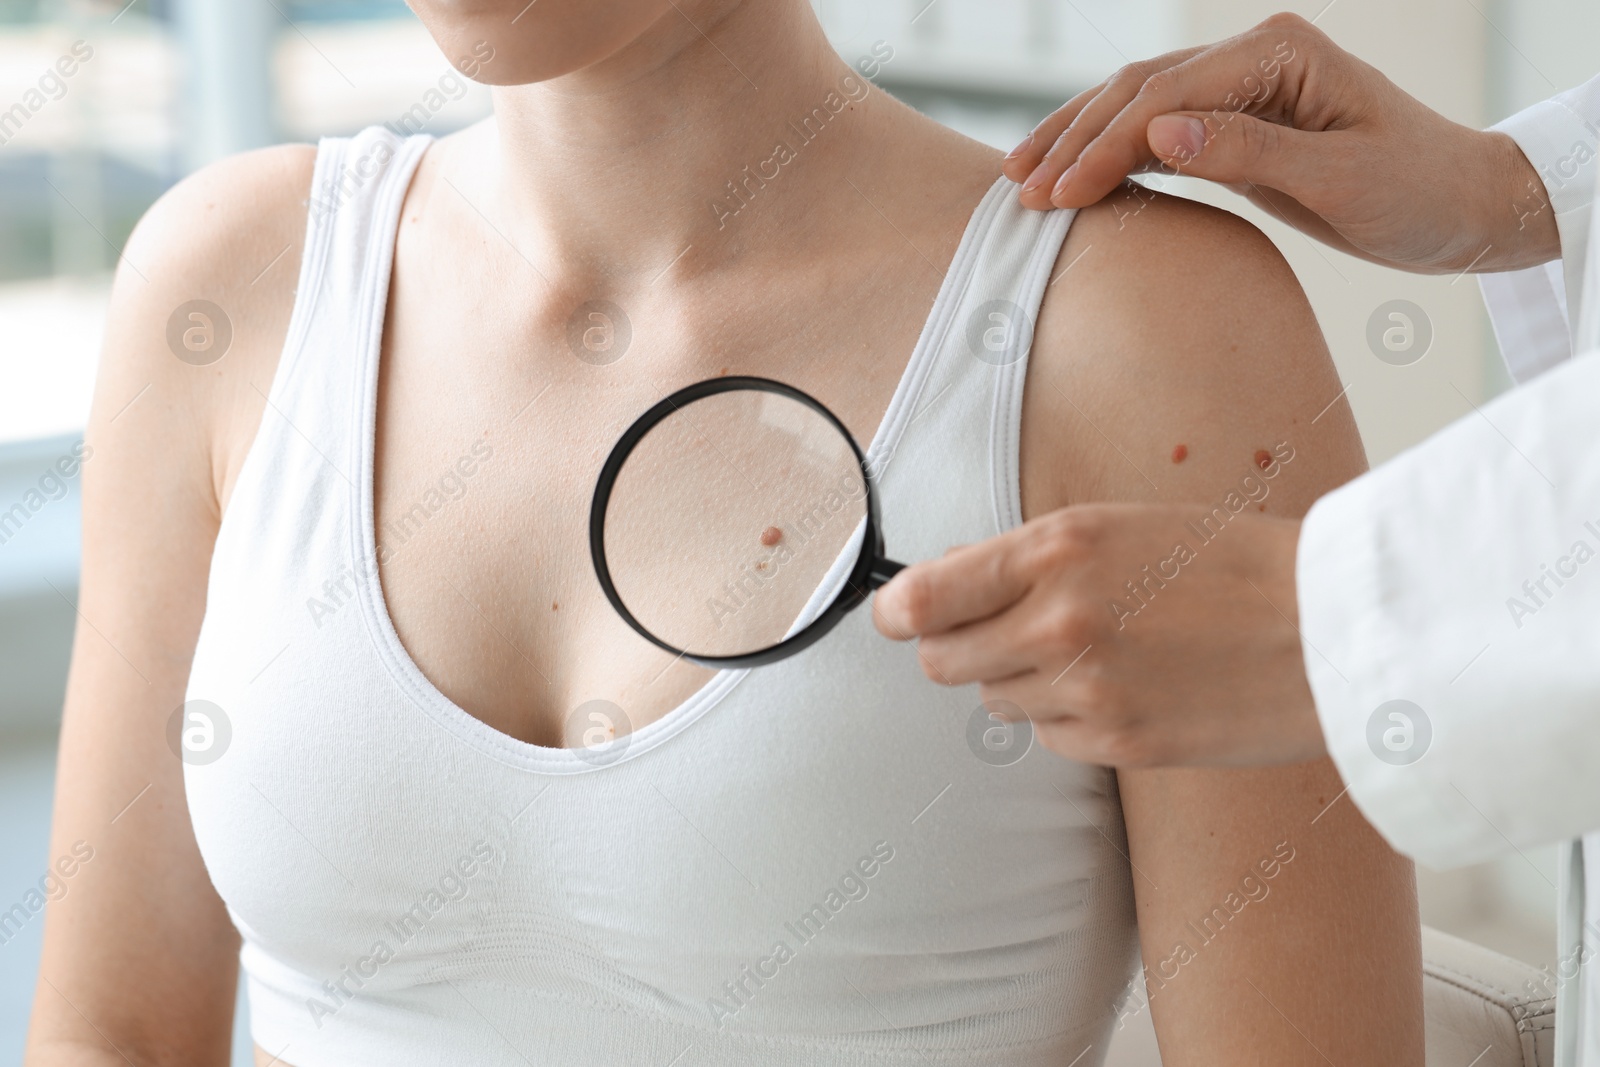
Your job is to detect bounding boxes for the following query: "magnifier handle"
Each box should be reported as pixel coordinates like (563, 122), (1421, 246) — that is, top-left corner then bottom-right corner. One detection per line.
(867, 558), (905, 590)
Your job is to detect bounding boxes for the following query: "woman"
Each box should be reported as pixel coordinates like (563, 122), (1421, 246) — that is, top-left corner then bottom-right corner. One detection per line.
(26, 1), (1423, 1064)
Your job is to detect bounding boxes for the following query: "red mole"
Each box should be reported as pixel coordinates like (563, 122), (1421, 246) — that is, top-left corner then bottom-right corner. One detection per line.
(1171, 443), (1188, 464)
(759, 526), (783, 547)
(1254, 449), (1273, 471)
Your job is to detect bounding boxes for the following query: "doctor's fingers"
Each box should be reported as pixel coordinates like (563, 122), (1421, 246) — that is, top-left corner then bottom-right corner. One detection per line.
(1002, 45), (1205, 197)
(974, 667), (1165, 766)
(1010, 13), (1342, 210)
(873, 529), (1044, 640)
(875, 505), (1120, 640)
(911, 585), (1096, 688)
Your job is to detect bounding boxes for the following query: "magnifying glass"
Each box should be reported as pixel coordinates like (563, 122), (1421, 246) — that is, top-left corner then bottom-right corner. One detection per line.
(589, 376), (905, 669)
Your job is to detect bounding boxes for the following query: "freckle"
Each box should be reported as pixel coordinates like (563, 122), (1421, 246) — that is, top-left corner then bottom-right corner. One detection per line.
(755, 560), (770, 571)
(1254, 449), (1273, 471)
(717, 367), (730, 377)
(759, 525), (783, 547)
(1257, 504), (1266, 512)
(1171, 443), (1188, 464)
(551, 601), (559, 611)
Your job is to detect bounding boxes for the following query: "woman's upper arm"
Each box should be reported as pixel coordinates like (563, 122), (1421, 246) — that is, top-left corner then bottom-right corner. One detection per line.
(1022, 187), (1423, 1065)
(26, 145), (313, 1065)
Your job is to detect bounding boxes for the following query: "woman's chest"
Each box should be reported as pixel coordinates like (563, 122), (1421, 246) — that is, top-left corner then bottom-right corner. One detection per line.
(365, 268), (936, 746)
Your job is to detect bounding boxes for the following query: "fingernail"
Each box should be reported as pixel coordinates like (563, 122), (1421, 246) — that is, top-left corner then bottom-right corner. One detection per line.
(1005, 132), (1034, 160)
(1149, 115), (1205, 161)
(1051, 162), (1078, 199)
(1021, 165), (1051, 193)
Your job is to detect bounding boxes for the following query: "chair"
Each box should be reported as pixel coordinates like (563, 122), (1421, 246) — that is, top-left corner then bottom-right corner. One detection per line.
(1422, 926), (1555, 1067)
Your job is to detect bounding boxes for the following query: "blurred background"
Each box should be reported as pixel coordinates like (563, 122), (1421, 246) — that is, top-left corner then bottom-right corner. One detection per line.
(0, 0), (1595, 1062)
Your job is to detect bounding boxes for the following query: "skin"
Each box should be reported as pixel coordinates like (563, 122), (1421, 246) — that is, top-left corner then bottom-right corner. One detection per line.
(26, 1), (1421, 1064)
(875, 10), (1563, 769)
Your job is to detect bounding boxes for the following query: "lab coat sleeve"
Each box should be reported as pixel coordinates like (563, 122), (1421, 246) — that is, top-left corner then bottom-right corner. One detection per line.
(1480, 76), (1600, 380)
(1298, 349), (1600, 870)
(1299, 78), (1600, 871)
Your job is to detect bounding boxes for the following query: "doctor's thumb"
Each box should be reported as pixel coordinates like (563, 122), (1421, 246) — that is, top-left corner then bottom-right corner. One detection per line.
(1147, 112), (1321, 193)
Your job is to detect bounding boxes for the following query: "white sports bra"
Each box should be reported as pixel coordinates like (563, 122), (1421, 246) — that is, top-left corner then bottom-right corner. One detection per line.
(184, 126), (1138, 1067)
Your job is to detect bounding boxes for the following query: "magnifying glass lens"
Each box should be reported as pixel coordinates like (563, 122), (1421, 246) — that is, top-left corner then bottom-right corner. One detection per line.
(601, 388), (869, 659)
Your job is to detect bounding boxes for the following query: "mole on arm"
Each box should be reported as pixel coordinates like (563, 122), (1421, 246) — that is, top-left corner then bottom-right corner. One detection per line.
(759, 526), (783, 547)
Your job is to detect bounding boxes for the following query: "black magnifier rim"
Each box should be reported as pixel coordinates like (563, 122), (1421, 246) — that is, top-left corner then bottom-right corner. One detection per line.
(590, 375), (889, 670)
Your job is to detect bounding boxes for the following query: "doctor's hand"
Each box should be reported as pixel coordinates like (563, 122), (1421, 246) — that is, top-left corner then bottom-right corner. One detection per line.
(1004, 12), (1560, 274)
(872, 504), (1327, 769)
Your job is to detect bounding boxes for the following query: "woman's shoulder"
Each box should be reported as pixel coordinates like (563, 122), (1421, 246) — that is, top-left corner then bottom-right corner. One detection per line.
(881, 98), (1008, 176)
(1057, 183), (1295, 301)
(1021, 185), (1367, 516)
(101, 143), (318, 505)
(110, 142), (316, 387)
(1031, 185), (1313, 388)
(124, 142), (317, 304)
(856, 101), (1023, 279)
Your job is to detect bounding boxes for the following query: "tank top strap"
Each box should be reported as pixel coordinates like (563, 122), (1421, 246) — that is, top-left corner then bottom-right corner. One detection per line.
(263, 127), (431, 466)
(873, 177), (1076, 552)
(975, 194), (1077, 534)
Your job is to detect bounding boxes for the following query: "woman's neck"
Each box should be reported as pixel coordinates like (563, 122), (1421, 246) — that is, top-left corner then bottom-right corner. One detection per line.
(471, 0), (868, 285)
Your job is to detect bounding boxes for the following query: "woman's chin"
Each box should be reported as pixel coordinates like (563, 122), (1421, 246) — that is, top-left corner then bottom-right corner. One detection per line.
(410, 0), (673, 86)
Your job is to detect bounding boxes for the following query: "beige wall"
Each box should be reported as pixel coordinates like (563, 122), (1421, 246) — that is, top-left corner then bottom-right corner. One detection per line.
(1495, 0), (1600, 116)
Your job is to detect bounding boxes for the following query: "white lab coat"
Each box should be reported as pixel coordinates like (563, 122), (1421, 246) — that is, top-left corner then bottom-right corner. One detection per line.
(1298, 76), (1600, 1066)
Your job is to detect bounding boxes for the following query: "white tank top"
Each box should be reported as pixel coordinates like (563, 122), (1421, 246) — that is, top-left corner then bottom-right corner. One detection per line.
(185, 126), (1138, 1067)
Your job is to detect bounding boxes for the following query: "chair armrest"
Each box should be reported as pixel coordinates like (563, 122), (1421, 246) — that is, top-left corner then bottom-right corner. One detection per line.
(1423, 925), (1556, 1067)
